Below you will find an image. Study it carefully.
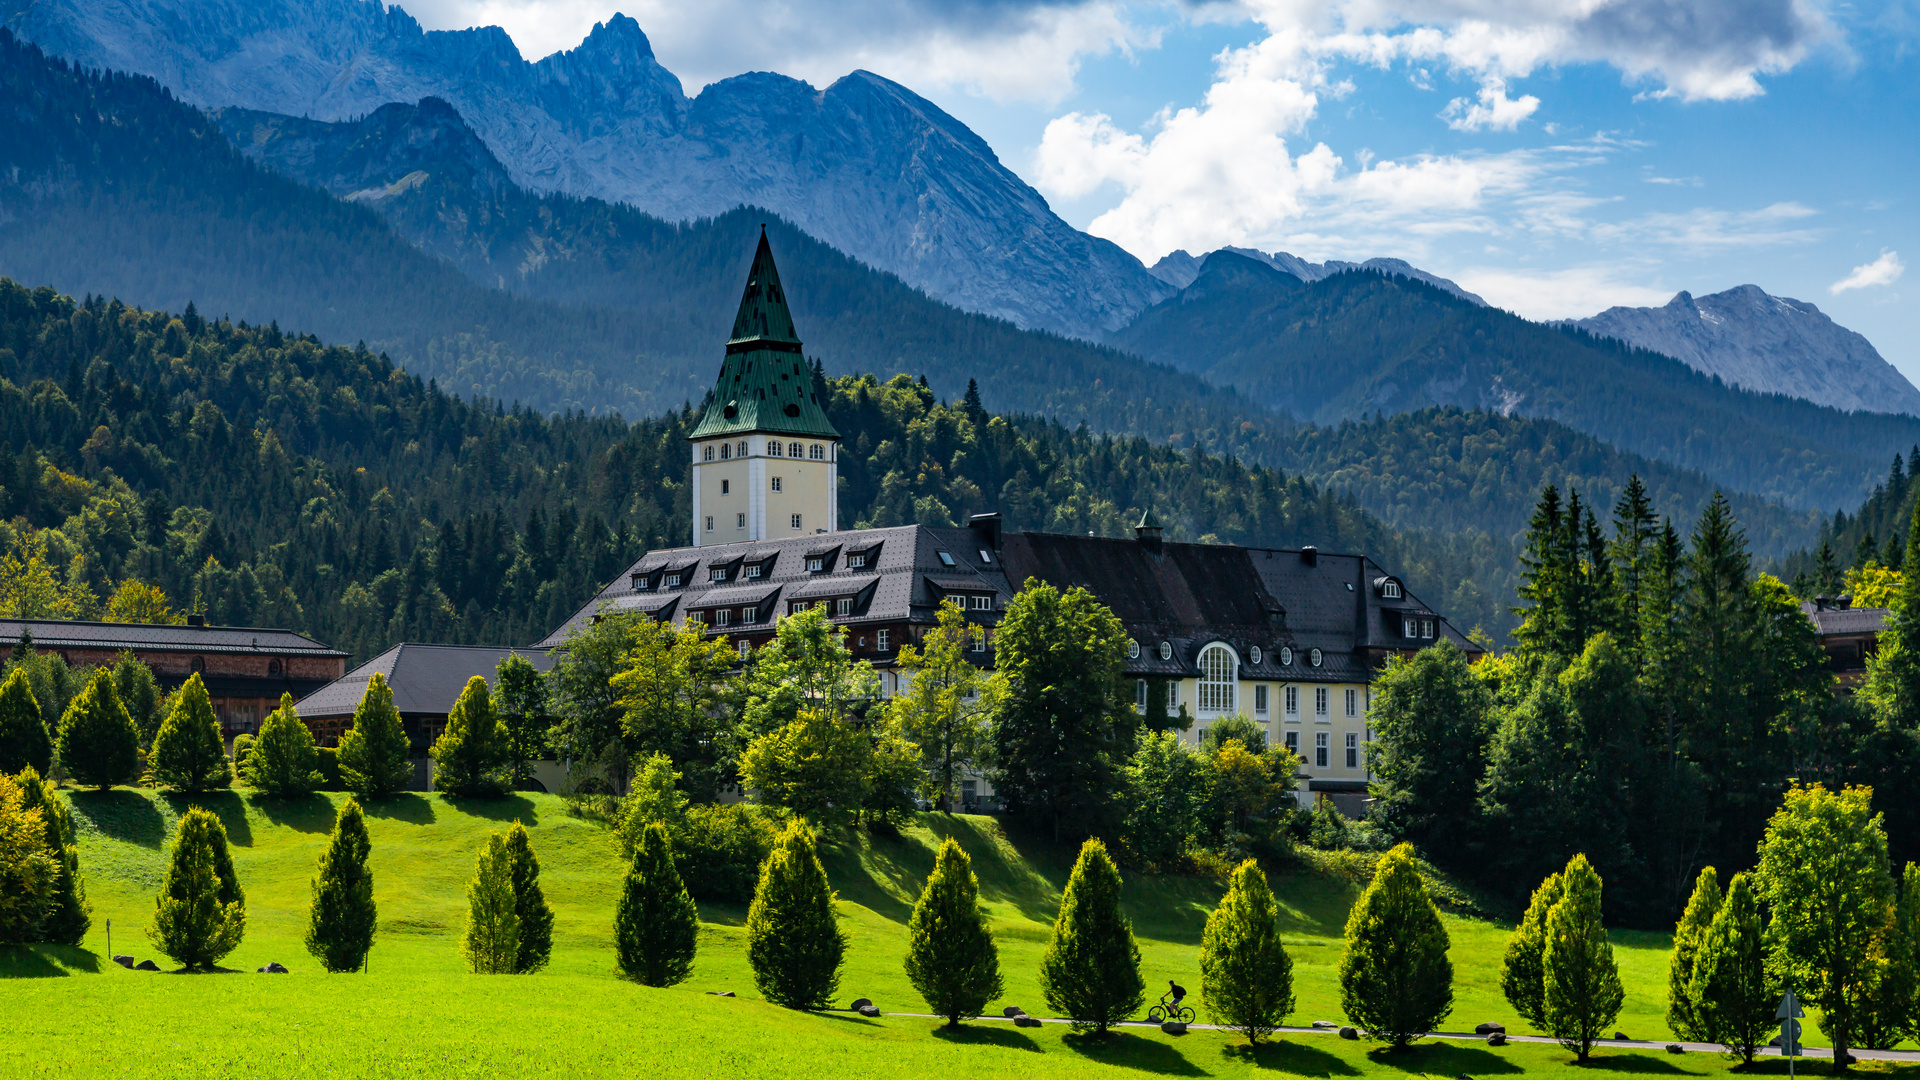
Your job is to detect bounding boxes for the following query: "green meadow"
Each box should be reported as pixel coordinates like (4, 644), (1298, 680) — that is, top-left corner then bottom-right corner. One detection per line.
(0, 790), (1867, 1079)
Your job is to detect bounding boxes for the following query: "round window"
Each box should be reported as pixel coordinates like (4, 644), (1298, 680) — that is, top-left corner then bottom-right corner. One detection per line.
(1280, 646), (1293, 666)
(1158, 641), (1173, 661)
(1128, 640), (1140, 660)
(1249, 646), (1262, 665)
(267, 659), (282, 678)
(191, 655), (205, 674)
(1309, 648), (1323, 668)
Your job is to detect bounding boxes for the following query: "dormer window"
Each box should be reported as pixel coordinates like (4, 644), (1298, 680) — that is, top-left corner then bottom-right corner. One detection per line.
(807, 556), (824, 572)
(835, 598), (853, 617)
(267, 659), (282, 678)
(1250, 646), (1262, 665)
(936, 551), (956, 568)
(711, 567), (728, 583)
(713, 609), (731, 627)
(665, 573), (682, 588)
(1128, 640), (1140, 659)
(1384, 580), (1402, 599)
(968, 595), (992, 610)
(747, 564), (763, 580)
(848, 553), (867, 569)
(632, 574), (652, 591)
(1158, 641), (1173, 661)
(1280, 646), (1293, 666)
(1309, 648), (1324, 668)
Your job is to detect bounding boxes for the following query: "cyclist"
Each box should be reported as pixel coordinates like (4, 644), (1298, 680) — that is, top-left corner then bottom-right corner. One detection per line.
(1161, 980), (1187, 1015)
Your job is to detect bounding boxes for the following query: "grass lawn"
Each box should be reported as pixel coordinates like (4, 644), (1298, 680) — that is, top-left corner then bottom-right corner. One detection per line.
(0, 789), (1858, 1078)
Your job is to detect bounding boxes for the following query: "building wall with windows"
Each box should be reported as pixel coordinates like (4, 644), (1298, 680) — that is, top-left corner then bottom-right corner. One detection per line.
(692, 434), (837, 545)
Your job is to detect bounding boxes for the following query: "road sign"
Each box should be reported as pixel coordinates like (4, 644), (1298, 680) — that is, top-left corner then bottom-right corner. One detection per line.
(1777, 990), (1804, 1019)
(1779, 1018), (1802, 1057)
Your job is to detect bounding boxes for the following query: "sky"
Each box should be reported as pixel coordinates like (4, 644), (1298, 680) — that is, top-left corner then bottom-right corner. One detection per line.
(403, 0), (1919, 377)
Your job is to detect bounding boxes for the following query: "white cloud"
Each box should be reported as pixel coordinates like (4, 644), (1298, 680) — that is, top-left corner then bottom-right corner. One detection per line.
(1831, 250), (1906, 293)
(1453, 264), (1675, 320)
(1441, 78), (1540, 130)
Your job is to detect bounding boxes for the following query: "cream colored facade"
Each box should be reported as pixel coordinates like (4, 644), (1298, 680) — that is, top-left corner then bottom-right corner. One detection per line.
(691, 433), (838, 546)
(1153, 669), (1374, 797)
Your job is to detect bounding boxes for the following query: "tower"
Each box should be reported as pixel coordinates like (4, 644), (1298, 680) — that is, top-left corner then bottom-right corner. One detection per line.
(689, 229), (841, 547)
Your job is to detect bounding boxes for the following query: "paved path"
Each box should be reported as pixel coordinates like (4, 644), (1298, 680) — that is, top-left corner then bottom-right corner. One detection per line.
(847, 1010), (1920, 1063)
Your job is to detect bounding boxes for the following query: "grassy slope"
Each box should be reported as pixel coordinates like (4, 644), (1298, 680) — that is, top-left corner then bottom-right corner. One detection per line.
(0, 790), (1856, 1077)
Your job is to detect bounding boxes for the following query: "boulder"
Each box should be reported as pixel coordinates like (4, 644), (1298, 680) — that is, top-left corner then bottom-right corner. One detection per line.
(1312, 1020), (1338, 1029)
(851, 998), (873, 1010)
(1613, 1031), (1629, 1041)
(1339, 1027), (1359, 1040)
(1161, 1021), (1188, 1035)
(112, 955), (134, 969)
(265, 962), (289, 974)
(857, 1005), (881, 1018)
(1487, 1033), (1507, 1047)
(1475, 1023), (1506, 1035)
(134, 959), (160, 971)
(1003, 1006), (1026, 1018)
(1667, 1044), (1685, 1055)
(1014, 1015), (1042, 1028)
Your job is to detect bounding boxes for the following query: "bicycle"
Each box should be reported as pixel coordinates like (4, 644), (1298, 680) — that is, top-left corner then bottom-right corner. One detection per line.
(1146, 1002), (1195, 1024)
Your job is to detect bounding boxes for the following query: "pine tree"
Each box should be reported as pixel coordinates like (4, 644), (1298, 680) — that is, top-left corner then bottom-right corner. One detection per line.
(494, 654), (549, 789)
(147, 806), (245, 970)
(1690, 872), (1775, 1063)
(1866, 499), (1920, 727)
(0, 771), (56, 942)
(1337, 843), (1451, 1047)
(1040, 837), (1144, 1034)
(1541, 854), (1624, 1061)
(614, 820), (698, 987)
(243, 692), (321, 795)
(1665, 867), (1721, 1042)
(746, 819), (847, 1009)
(305, 797), (376, 972)
(13, 766), (89, 944)
(503, 822), (554, 973)
(904, 837), (1003, 1027)
(54, 669), (139, 789)
(432, 676), (508, 797)
(337, 671), (413, 798)
(460, 831), (520, 974)
(1500, 869), (1564, 1028)
(0, 667), (51, 775)
(1200, 857), (1294, 1044)
(149, 673), (231, 792)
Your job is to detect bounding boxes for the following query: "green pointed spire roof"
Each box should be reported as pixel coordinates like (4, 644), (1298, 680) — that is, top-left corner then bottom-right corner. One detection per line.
(1136, 508), (1163, 530)
(690, 228), (840, 442)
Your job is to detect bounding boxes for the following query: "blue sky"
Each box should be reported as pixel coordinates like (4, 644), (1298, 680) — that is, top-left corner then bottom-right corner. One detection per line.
(414, 0), (1915, 375)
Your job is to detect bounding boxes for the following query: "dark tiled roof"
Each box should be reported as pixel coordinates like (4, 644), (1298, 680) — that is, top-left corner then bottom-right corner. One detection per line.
(297, 644), (554, 720)
(1800, 604), (1887, 637)
(0, 618), (344, 657)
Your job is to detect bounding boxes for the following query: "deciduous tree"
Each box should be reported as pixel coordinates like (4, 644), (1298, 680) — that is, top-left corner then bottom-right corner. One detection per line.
(1500, 869), (1563, 1027)
(905, 837), (1003, 1027)
(494, 654), (552, 790)
(1366, 642), (1493, 858)
(1690, 872), (1775, 1063)
(887, 599), (996, 812)
(739, 708), (870, 820)
(1040, 838), (1143, 1034)
(1201, 858), (1294, 1044)
(1338, 844), (1452, 1048)
(610, 622), (737, 800)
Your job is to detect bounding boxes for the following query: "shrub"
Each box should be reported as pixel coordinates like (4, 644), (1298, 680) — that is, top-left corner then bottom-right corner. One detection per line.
(148, 806), (245, 970)
(14, 766), (88, 943)
(0, 771), (57, 942)
(1666, 867), (1722, 1042)
(232, 733), (255, 772)
(337, 672), (413, 798)
(1041, 838), (1144, 1034)
(1338, 843), (1452, 1047)
(746, 819), (847, 1009)
(305, 798), (376, 972)
(615, 821), (698, 986)
(55, 669), (140, 789)
(149, 673), (231, 792)
(433, 676), (508, 797)
(905, 837), (1003, 1026)
(677, 804), (779, 902)
(460, 831), (520, 973)
(1200, 857), (1294, 1044)
(504, 822), (554, 973)
(1541, 854), (1624, 1061)
(1500, 868), (1564, 1027)
(0, 667), (51, 775)
(243, 693), (321, 795)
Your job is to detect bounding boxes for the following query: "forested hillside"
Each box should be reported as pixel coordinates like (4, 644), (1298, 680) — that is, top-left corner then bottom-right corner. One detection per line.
(0, 281), (1517, 662)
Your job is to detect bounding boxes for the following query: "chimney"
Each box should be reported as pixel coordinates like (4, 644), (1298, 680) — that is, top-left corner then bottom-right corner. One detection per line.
(187, 613), (207, 627)
(968, 512), (1003, 553)
(1839, 595), (1853, 610)
(1301, 546), (1318, 567)
(1133, 508), (1163, 555)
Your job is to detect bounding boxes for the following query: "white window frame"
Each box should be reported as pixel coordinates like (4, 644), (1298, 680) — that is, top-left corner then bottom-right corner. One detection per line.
(1135, 679), (1148, 710)
(1197, 644), (1238, 714)
(1254, 684), (1269, 714)
(704, 516), (713, 532)
(1346, 688), (1358, 717)
(703, 444), (715, 461)
(876, 629), (889, 651)
(969, 595), (992, 610)
(1315, 731), (1329, 768)
(768, 442), (782, 458)
(1166, 681), (1179, 710)
(1285, 685), (1298, 716)
(710, 567), (728, 582)
(806, 556), (823, 572)
(746, 565), (762, 579)
(1315, 687), (1328, 717)
(736, 441), (748, 457)
(735, 513), (746, 528)
(737, 640), (751, 660)
(1384, 580), (1401, 599)
(972, 627), (987, 653)
(665, 573), (682, 587)
(1346, 731), (1359, 769)
(792, 514), (804, 530)
(835, 597), (853, 617)
(770, 476), (782, 492)
(849, 553), (867, 568)
(809, 443), (824, 460)
(720, 443), (731, 460)
(713, 609), (731, 627)
(1284, 730), (1299, 757)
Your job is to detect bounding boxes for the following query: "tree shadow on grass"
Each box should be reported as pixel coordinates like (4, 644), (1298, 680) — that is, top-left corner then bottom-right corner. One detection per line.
(161, 790), (253, 846)
(246, 791), (336, 833)
(930, 1023), (1043, 1053)
(1569, 1052), (1709, 1075)
(1364, 1042), (1525, 1075)
(360, 793), (435, 825)
(1222, 1037), (1365, 1074)
(0, 944), (100, 978)
(1061, 1030), (1211, 1076)
(438, 794), (540, 826)
(67, 789), (166, 847)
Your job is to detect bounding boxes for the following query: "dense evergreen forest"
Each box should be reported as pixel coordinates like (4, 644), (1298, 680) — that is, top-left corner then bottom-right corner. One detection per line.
(0, 281), (1515, 662)
(1775, 451), (1920, 597)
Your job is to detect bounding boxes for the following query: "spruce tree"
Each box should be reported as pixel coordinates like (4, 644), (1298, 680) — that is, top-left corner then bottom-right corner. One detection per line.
(148, 807), (245, 970)
(1541, 854), (1624, 1061)
(904, 837), (1003, 1026)
(461, 831), (520, 973)
(0, 666), (51, 775)
(1337, 843), (1451, 1047)
(55, 669), (139, 789)
(337, 672), (413, 798)
(1200, 857), (1294, 1044)
(432, 676), (508, 797)
(14, 766), (89, 944)
(1500, 869), (1563, 1028)
(149, 673), (231, 792)
(746, 819), (847, 1009)
(1866, 498), (1920, 727)
(1665, 867), (1721, 1042)
(1690, 872), (1775, 1064)
(243, 692), (321, 795)
(1040, 837), (1144, 1034)
(614, 820), (698, 987)
(503, 822), (554, 973)
(305, 797), (376, 973)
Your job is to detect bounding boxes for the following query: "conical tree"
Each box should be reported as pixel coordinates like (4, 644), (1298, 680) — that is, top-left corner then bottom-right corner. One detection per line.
(1665, 866), (1722, 1042)
(1040, 837), (1144, 1034)
(1500, 869), (1564, 1028)
(305, 797), (377, 973)
(905, 837), (1003, 1026)
(503, 822), (554, 973)
(149, 673), (231, 792)
(0, 771), (56, 942)
(746, 819), (847, 1009)
(148, 806), (245, 970)
(1541, 854), (1624, 1061)
(1338, 843), (1452, 1047)
(55, 669), (139, 789)
(243, 693), (321, 795)
(614, 820), (699, 987)
(14, 766), (89, 944)
(1690, 872), (1776, 1064)
(0, 667), (51, 775)
(337, 672), (413, 798)
(432, 676), (508, 797)
(460, 831), (520, 973)
(1200, 857), (1294, 1044)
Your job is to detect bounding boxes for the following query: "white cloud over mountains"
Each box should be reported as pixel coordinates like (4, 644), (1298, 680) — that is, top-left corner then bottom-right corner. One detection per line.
(1831, 250), (1905, 293)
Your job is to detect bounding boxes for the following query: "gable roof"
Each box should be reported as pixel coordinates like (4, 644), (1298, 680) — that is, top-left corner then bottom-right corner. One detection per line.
(0, 617), (344, 657)
(688, 229), (840, 441)
(296, 643), (553, 720)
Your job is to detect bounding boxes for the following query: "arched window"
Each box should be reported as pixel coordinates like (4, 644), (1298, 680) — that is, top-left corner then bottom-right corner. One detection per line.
(1198, 644), (1237, 713)
(768, 441), (782, 457)
(737, 441), (748, 457)
(720, 443), (731, 460)
(1128, 639), (1140, 659)
(789, 441), (802, 458)
(191, 656), (205, 674)
(267, 659), (281, 678)
(703, 444), (715, 462)
(1384, 580), (1402, 599)
(809, 443), (825, 460)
